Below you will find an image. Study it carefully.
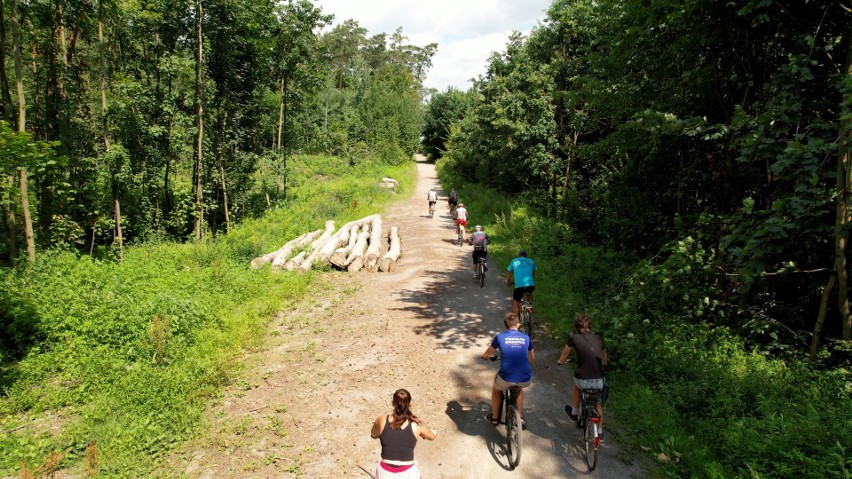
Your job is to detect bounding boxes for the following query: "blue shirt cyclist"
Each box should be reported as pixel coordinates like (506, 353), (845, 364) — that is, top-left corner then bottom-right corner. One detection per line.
(480, 313), (535, 428)
(506, 250), (537, 316)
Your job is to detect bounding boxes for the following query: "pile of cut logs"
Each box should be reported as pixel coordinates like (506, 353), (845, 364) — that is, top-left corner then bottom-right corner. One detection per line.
(250, 214), (402, 273)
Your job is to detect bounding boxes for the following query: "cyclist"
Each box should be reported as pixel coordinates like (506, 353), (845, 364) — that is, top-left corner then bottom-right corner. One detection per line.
(455, 203), (468, 239)
(448, 188), (458, 212)
(427, 188), (438, 216)
(470, 225), (489, 279)
(557, 313), (608, 440)
(480, 312), (535, 430)
(370, 388), (437, 477)
(505, 250), (537, 316)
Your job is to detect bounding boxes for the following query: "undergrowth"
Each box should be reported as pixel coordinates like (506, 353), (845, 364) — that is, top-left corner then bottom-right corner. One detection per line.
(0, 155), (414, 476)
(438, 159), (852, 479)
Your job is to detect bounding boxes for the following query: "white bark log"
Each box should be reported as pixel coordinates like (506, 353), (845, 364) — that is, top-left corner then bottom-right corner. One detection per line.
(330, 224), (360, 268)
(284, 251), (307, 271)
(364, 216), (384, 271)
(380, 226), (401, 272)
(345, 226), (371, 272)
(318, 214), (379, 265)
(297, 220), (337, 272)
(250, 229), (320, 270)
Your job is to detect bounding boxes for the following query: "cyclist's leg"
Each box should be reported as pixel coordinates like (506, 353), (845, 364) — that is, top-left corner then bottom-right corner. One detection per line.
(571, 381), (582, 416)
(491, 375), (511, 423)
(472, 250), (478, 274)
(512, 287), (523, 316)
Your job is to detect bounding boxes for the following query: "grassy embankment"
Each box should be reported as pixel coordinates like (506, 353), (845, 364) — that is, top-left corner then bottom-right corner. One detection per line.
(0, 155), (415, 476)
(438, 161), (851, 479)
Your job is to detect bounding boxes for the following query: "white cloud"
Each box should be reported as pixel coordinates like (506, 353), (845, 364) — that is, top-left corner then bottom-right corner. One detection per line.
(313, 0), (552, 91)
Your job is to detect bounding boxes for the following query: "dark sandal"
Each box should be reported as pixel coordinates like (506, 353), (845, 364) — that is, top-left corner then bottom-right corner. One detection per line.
(486, 413), (499, 426)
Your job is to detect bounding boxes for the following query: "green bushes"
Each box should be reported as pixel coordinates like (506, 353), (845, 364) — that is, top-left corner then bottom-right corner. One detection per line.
(0, 155), (414, 475)
(438, 161), (852, 479)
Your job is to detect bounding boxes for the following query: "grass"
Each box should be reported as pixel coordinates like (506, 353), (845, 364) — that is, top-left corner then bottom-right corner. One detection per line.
(0, 154), (415, 476)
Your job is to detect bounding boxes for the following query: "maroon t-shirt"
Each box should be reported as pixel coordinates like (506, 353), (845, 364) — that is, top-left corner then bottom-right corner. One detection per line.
(566, 333), (605, 379)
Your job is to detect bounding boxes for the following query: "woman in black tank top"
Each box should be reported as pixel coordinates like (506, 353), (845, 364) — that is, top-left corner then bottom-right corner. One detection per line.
(370, 389), (437, 477)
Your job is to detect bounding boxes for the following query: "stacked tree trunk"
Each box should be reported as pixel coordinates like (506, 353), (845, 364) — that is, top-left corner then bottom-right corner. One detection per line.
(249, 214), (401, 273)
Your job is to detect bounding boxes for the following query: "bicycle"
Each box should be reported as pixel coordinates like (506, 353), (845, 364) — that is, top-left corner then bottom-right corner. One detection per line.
(519, 293), (533, 336)
(475, 253), (486, 288)
(488, 355), (522, 468)
(428, 201), (435, 219)
(457, 224), (465, 246)
(577, 386), (604, 470)
(561, 358), (604, 471)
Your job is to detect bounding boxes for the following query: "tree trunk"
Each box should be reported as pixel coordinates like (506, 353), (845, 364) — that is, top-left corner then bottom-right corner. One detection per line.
(835, 19), (852, 342)
(811, 273), (837, 356)
(318, 215), (380, 266)
(11, 0), (25, 132)
(18, 168), (34, 261)
(364, 216), (384, 271)
(5, 176), (18, 263)
(379, 226), (401, 272)
(345, 226), (371, 273)
(276, 77), (283, 153)
(113, 182), (123, 261)
(45, 0), (64, 140)
(0, 0), (14, 123)
(98, 8), (123, 261)
(284, 251), (307, 271)
(193, 0), (204, 240)
(560, 130), (578, 203)
(218, 155), (229, 233)
(298, 220), (337, 272)
(330, 224), (360, 268)
(248, 228), (320, 270)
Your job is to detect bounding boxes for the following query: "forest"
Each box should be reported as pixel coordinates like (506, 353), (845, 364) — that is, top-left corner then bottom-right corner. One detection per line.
(0, 0), (850, 476)
(0, 0), (433, 260)
(426, 0), (852, 477)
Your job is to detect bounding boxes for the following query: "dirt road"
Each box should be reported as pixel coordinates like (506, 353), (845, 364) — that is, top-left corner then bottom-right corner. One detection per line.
(163, 157), (646, 478)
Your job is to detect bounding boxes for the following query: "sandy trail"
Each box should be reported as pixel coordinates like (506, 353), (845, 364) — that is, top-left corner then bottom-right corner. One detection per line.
(161, 156), (646, 478)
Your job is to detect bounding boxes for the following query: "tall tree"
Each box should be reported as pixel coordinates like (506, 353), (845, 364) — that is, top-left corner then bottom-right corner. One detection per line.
(193, 0), (204, 240)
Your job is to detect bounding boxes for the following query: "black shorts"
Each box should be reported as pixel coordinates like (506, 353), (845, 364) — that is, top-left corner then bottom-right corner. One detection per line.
(449, 198), (458, 206)
(513, 286), (535, 302)
(472, 249), (487, 263)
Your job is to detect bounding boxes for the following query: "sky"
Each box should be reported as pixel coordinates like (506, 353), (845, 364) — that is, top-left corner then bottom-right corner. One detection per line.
(313, 0), (553, 92)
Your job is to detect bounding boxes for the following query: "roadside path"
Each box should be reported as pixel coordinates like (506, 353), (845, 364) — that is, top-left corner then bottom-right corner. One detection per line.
(162, 156), (646, 478)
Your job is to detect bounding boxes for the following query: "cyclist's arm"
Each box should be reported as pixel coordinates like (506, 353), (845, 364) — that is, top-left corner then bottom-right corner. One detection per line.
(528, 348), (535, 365)
(505, 271), (513, 284)
(557, 345), (572, 365)
(601, 349), (608, 367)
(480, 345), (497, 360)
(370, 415), (385, 439)
(414, 422), (437, 441)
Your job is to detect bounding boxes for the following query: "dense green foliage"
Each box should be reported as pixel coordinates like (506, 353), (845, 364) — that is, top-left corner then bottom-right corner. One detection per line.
(439, 164), (852, 479)
(0, 155), (414, 475)
(0, 0), (433, 259)
(431, 0), (852, 477)
(420, 87), (475, 161)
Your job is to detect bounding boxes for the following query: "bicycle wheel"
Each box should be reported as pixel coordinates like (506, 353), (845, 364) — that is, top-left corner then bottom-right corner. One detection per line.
(506, 404), (522, 468)
(584, 410), (598, 471)
(479, 262), (485, 288)
(524, 306), (533, 337)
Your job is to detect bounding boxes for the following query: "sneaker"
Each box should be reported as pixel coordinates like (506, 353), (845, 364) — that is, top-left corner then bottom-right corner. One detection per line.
(598, 431), (605, 443)
(484, 263), (488, 271)
(473, 274), (479, 279)
(565, 405), (578, 423)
